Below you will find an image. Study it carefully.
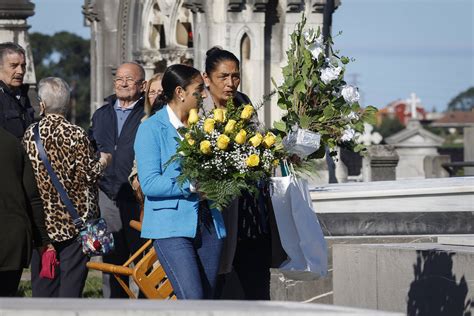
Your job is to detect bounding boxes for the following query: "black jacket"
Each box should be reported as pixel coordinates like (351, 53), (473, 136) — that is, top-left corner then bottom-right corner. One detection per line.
(0, 81), (34, 139)
(0, 127), (49, 271)
(89, 94), (145, 200)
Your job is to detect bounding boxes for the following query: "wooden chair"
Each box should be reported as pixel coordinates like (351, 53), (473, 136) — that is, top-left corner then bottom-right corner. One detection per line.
(86, 220), (175, 299)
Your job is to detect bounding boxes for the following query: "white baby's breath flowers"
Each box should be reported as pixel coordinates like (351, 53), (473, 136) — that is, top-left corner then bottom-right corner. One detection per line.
(341, 85), (360, 104)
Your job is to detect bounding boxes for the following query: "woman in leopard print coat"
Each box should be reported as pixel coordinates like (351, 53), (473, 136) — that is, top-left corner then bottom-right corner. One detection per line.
(22, 77), (111, 297)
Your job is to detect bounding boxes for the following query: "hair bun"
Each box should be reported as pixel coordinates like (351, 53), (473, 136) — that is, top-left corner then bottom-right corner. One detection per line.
(206, 46), (223, 57)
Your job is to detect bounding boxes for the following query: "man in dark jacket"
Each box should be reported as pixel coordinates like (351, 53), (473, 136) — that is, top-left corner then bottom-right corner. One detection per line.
(0, 127), (50, 296)
(89, 62), (146, 298)
(0, 42), (34, 139)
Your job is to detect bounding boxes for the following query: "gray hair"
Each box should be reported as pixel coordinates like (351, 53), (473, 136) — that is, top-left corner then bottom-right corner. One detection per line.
(0, 42), (25, 65)
(38, 77), (71, 115)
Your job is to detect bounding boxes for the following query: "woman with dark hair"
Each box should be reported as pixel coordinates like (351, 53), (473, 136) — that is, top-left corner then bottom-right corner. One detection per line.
(203, 47), (285, 300)
(134, 64), (226, 299)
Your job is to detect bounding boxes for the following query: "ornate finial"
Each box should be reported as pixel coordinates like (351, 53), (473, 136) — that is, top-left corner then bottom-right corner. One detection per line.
(82, 3), (100, 22)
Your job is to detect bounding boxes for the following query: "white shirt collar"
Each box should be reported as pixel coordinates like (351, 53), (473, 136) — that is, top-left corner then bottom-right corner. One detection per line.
(166, 105), (185, 139)
(115, 97), (141, 110)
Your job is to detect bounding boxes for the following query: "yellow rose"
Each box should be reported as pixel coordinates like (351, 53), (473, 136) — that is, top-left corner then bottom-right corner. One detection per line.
(249, 133), (263, 147)
(224, 119), (237, 134)
(200, 140), (212, 154)
(216, 134), (230, 150)
(272, 159), (280, 167)
(185, 133), (195, 146)
(203, 118), (215, 134)
(240, 104), (254, 120)
(188, 108), (199, 125)
(234, 129), (247, 144)
(262, 132), (276, 148)
(213, 108), (226, 123)
(246, 154), (260, 167)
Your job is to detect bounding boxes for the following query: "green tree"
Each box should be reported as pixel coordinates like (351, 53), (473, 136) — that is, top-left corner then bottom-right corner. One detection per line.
(375, 117), (404, 139)
(447, 87), (474, 112)
(30, 31), (90, 128)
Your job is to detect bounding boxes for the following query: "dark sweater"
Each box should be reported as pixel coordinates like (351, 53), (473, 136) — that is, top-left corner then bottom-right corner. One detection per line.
(0, 81), (34, 139)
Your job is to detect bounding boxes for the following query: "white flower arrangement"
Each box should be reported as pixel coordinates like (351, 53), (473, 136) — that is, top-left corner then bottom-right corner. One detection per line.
(273, 15), (377, 157)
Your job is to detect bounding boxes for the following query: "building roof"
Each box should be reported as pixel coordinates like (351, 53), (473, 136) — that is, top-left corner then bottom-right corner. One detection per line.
(431, 111), (474, 127)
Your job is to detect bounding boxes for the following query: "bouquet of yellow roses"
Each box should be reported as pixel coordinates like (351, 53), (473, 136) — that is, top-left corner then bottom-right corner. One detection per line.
(170, 99), (284, 211)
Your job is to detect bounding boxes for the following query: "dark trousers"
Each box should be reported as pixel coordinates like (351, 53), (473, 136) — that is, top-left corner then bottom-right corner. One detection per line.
(0, 270), (22, 296)
(233, 235), (272, 300)
(215, 235), (272, 300)
(153, 211), (223, 299)
(31, 237), (89, 297)
(99, 190), (145, 298)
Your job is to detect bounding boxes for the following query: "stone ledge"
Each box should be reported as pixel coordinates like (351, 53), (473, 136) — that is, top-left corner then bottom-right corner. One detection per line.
(0, 298), (402, 316)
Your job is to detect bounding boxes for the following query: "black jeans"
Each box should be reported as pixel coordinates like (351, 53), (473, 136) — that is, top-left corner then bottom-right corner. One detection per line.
(31, 237), (89, 297)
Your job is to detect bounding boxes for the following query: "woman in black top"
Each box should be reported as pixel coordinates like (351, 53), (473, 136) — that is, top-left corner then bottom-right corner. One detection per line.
(203, 47), (286, 300)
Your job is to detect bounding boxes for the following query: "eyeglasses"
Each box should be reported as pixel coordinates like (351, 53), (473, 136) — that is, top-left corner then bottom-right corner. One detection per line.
(148, 90), (163, 96)
(113, 77), (143, 85)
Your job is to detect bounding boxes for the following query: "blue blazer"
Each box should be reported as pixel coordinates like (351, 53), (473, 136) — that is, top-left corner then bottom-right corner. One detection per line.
(134, 107), (226, 240)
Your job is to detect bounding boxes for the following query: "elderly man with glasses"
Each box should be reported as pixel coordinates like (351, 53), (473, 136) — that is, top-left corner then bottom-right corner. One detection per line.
(89, 62), (147, 298)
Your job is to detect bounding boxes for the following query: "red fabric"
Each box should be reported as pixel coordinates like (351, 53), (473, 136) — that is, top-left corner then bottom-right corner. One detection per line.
(39, 249), (59, 279)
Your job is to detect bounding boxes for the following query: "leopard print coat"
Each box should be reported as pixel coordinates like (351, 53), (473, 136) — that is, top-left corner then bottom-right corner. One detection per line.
(23, 114), (105, 242)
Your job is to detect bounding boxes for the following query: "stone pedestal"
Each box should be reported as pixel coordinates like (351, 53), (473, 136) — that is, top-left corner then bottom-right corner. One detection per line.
(333, 243), (474, 314)
(363, 145), (399, 181)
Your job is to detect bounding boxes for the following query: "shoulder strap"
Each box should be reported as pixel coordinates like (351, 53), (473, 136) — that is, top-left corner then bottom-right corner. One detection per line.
(33, 123), (84, 229)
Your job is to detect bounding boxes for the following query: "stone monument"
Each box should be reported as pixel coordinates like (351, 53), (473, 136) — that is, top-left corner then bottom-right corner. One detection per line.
(83, 0), (336, 125)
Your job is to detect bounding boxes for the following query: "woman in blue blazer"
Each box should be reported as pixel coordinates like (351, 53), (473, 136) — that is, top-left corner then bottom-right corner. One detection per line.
(134, 64), (226, 299)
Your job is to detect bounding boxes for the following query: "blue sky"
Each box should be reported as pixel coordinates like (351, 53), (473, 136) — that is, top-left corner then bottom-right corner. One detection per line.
(29, 0), (474, 112)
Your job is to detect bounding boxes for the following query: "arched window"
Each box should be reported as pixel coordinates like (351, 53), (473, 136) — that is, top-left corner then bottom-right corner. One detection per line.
(148, 3), (166, 49)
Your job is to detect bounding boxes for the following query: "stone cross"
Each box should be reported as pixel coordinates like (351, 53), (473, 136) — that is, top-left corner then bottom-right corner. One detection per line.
(406, 92), (421, 119)
(357, 123), (383, 146)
